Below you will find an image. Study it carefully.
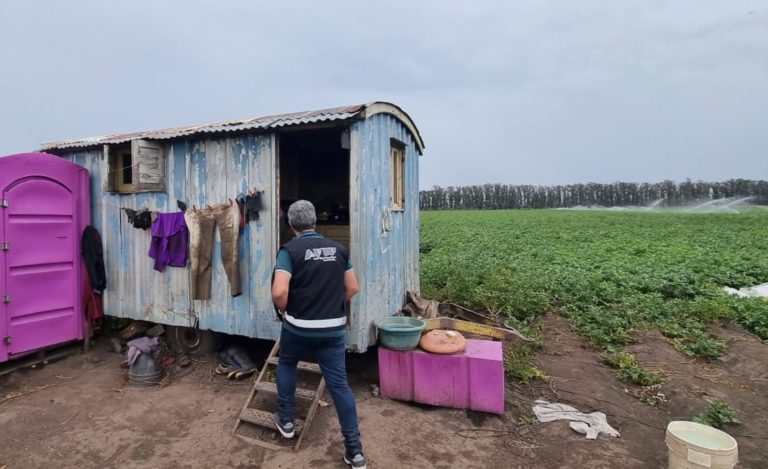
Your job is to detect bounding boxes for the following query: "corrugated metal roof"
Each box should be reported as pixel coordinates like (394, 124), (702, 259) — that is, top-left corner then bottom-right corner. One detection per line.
(41, 104), (366, 150)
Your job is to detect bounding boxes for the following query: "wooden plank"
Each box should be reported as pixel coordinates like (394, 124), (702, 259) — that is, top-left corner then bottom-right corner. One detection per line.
(202, 139), (226, 331)
(348, 123), (362, 349)
(228, 137), (250, 335)
(221, 138), (246, 334)
(240, 408), (305, 434)
(403, 120), (421, 295)
(254, 381), (316, 400)
(132, 192), (155, 321)
(165, 142), (192, 320)
(142, 155), (171, 323)
(186, 140), (207, 325)
(266, 357), (321, 374)
(423, 317), (531, 342)
(247, 134), (279, 340)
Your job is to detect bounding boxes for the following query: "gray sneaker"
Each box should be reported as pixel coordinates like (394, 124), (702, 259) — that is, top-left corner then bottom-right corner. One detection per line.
(274, 414), (295, 439)
(344, 453), (366, 469)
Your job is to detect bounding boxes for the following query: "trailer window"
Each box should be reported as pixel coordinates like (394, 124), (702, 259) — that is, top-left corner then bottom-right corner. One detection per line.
(104, 140), (167, 193)
(390, 140), (405, 210)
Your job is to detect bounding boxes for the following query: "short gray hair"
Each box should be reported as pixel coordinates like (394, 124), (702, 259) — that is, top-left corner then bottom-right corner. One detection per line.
(287, 200), (316, 231)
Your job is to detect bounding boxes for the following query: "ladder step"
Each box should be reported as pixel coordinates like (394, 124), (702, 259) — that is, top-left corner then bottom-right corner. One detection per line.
(267, 357), (322, 374)
(239, 408), (304, 435)
(254, 381), (316, 400)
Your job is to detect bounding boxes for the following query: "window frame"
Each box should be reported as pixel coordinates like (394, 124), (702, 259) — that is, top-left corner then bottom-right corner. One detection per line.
(390, 139), (406, 211)
(103, 139), (167, 194)
(116, 149), (135, 193)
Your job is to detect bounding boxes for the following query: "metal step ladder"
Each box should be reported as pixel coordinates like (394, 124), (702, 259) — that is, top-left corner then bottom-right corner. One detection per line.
(233, 339), (326, 451)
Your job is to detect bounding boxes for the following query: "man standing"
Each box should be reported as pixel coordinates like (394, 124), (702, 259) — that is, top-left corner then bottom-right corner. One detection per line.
(272, 200), (366, 469)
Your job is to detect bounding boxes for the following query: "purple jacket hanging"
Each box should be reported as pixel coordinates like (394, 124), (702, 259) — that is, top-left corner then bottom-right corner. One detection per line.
(148, 212), (189, 272)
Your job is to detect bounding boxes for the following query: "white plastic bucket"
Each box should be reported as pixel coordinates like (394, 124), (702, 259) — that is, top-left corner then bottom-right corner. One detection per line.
(666, 421), (738, 469)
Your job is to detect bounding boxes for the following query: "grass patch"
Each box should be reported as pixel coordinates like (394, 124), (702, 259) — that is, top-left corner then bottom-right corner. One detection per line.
(692, 399), (740, 429)
(504, 341), (546, 384)
(602, 349), (662, 386)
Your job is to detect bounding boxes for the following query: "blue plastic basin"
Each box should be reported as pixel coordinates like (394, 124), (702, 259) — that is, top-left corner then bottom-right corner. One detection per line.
(375, 317), (426, 351)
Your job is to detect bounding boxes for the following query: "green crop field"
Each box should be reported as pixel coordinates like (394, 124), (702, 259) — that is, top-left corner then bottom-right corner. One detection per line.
(420, 209), (768, 383)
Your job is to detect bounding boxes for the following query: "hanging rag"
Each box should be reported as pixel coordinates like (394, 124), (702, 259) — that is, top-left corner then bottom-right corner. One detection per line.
(124, 208), (137, 224)
(148, 212), (189, 272)
(532, 400), (620, 440)
(83, 270), (104, 326)
(124, 208), (153, 229)
(82, 225), (107, 294)
(244, 191), (263, 222)
(126, 336), (162, 365)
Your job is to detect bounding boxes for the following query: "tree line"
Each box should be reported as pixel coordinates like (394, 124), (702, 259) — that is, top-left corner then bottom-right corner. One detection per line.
(419, 179), (768, 210)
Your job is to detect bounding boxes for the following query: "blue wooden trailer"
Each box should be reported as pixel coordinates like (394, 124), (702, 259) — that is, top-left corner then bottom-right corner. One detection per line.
(41, 102), (425, 351)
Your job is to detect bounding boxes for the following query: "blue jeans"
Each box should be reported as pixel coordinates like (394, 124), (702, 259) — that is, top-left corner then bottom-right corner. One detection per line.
(276, 327), (363, 456)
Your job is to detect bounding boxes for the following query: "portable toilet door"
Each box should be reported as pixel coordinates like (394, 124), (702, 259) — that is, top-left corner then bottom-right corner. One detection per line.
(0, 152), (90, 363)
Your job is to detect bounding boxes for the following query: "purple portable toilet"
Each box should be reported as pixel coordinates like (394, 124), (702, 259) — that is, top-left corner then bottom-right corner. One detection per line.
(0, 152), (90, 363)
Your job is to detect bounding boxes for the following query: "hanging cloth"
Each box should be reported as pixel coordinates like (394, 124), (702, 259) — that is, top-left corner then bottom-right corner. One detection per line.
(245, 190), (263, 222)
(83, 270), (104, 326)
(81, 225), (106, 327)
(82, 225), (107, 293)
(124, 208), (153, 229)
(148, 212), (189, 272)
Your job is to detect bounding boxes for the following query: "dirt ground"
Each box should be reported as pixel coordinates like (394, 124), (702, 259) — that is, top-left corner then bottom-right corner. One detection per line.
(525, 315), (768, 468)
(1, 315), (766, 468)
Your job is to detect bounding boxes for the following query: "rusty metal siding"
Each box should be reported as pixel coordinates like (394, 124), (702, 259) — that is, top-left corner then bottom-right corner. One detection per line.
(349, 114), (420, 351)
(59, 134), (281, 340)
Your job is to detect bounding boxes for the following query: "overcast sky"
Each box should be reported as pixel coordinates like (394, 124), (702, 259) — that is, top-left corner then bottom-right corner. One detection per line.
(1, 1), (766, 188)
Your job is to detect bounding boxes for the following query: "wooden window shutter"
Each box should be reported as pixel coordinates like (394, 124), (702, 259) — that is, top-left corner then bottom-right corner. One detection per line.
(132, 139), (166, 192)
(103, 144), (117, 192)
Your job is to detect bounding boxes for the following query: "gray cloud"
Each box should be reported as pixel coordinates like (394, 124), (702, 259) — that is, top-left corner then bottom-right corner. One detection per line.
(1, 0), (766, 188)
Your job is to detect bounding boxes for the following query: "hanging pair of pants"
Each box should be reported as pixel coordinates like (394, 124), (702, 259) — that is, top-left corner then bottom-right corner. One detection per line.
(184, 203), (241, 300)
